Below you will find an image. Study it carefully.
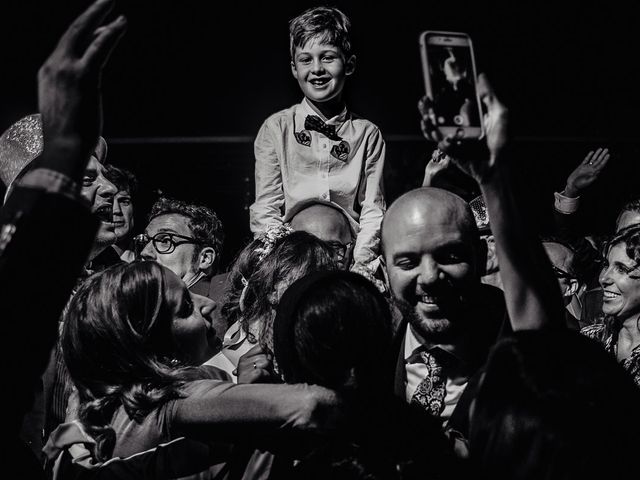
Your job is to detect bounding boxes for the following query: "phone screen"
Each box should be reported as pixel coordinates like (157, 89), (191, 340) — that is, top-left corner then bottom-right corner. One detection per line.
(425, 37), (482, 129)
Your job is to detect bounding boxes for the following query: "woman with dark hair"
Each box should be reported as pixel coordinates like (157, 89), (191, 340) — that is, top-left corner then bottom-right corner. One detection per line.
(47, 261), (341, 478)
(469, 329), (640, 480)
(207, 229), (336, 377)
(271, 271), (461, 479)
(581, 225), (640, 386)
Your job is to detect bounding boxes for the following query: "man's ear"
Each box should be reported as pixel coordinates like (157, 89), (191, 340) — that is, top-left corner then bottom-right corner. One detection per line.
(291, 60), (299, 80)
(566, 278), (580, 296)
(345, 54), (356, 76)
(198, 247), (216, 273)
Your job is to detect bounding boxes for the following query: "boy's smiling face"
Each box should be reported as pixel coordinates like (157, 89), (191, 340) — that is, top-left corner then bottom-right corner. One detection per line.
(291, 37), (355, 107)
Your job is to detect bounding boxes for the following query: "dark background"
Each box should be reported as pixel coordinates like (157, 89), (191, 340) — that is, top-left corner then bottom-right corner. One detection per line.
(2, 1), (638, 268)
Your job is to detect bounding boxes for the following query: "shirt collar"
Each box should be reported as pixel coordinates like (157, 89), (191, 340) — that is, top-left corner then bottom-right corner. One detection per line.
(403, 323), (466, 364)
(298, 98), (348, 125)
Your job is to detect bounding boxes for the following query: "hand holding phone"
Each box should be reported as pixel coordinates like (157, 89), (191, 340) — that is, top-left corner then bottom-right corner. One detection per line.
(419, 31), (484, 140)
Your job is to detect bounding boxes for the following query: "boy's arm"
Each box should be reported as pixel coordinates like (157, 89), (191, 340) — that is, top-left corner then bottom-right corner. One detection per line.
(249, 121), (284, 236)
(351, 128), (386, 267)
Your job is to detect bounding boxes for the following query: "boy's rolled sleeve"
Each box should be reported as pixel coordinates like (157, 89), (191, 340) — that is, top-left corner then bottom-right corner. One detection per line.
(250, 122), (285, 236)
(352, 128), (386, 266)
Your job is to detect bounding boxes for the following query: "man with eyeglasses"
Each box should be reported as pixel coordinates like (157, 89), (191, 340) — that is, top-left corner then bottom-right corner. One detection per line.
(139, 197), (224, 292)
(287, 200), (356, 270)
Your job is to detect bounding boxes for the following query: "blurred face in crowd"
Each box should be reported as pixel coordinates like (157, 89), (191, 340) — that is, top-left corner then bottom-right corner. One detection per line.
(600, 242), (640, 320)
(81, 150), (117, 250)
(141, 214), (200, 286)
(290, 204), (354, 270)
(163, 268), (221, 364)
(113, 189), (134, 244)
(543, 241), (579, 304)
(383, 188), (479, 342)
(291, 37), (354, 107)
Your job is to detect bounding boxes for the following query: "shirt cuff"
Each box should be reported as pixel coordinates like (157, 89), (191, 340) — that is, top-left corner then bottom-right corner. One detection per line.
(554, 191), (580, 215)
(16, 168), (80, 202)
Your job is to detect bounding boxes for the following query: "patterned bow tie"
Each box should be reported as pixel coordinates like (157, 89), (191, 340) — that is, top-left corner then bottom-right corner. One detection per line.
(304, 115), (342, 141)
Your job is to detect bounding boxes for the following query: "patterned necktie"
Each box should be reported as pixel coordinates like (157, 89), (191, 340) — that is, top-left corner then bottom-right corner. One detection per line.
(410, 349), (446, 417)
(304, 114), (342, 141)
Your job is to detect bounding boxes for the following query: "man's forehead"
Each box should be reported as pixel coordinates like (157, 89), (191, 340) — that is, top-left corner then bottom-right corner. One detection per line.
(146, 213), (192, 235)
(383, 196), (472, 251)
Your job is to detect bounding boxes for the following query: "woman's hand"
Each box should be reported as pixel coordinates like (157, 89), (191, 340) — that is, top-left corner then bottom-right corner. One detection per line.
(235, 344), (274, 384)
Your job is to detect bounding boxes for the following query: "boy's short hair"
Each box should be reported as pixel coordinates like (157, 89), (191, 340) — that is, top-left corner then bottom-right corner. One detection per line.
(289, 6), (352, 59)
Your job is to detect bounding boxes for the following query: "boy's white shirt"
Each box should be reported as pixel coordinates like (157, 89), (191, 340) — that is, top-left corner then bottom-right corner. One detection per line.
(250, 97), (386, 266)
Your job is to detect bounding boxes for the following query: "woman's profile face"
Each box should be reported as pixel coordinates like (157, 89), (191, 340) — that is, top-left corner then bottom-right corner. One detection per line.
(599, 243), (640, 319)
(163, 268), (222, 364)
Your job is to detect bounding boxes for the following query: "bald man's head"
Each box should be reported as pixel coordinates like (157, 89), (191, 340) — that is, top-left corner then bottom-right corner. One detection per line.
(382, 187), (479, 256)
(382, 188), (481, 341)
(290, 203), (354, 269)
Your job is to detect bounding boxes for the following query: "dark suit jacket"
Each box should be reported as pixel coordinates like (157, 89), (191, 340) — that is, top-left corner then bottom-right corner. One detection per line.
(2, 185), (97, 469)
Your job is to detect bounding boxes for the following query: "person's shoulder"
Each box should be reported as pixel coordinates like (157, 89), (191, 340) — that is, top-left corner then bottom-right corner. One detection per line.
(580, 322), (608, 342)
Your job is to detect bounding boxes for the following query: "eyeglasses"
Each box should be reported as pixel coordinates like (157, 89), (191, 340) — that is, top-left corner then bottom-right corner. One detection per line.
(552, 265), (575, 281)
(326, 241), (353, 261)
(135, 232), (203, 255)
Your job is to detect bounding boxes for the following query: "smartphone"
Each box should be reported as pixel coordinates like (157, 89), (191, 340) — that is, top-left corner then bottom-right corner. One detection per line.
(419, 31), (484, 139)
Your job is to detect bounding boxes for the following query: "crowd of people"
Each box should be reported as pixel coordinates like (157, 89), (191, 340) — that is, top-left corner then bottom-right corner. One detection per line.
(2, 1), (638, 479)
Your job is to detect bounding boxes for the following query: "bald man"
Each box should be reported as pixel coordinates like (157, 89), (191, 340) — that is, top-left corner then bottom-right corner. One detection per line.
(288, 201), (356, 270)
(382, 187), (505, 423)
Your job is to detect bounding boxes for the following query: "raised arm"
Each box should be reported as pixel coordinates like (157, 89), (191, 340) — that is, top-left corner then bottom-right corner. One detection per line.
(37, 0), (126, 183)
(425, 75), (564, 331)
(4, 0), (125, 439)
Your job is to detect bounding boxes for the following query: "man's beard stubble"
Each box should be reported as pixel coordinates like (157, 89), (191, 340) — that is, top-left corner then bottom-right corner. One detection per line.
(392, 296), (464, 345)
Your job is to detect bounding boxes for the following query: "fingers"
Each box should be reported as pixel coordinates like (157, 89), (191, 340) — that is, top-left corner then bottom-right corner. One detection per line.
(477, 73), (493, 109)
(82, 15), (127, 71)
(236, 344), (273, 382)
(591, 147), (610, 169)
(477, 73), (507, 117)
(583, 150), (595, 165)
(59, 0), (116, 55)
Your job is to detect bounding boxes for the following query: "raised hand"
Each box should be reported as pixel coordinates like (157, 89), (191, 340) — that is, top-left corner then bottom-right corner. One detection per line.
(422, 149), (452, 186)
(37, 0), (126, 176)
(563, 148), (610, 198)
(418, 74), (509, 184)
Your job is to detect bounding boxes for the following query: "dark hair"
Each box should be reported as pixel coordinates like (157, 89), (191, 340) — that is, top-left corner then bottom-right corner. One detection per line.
(241, 231), (336, 350)
(606, 223), (640, 264)
(469, 329), (640, 480)
(105, 165), (138, 198)
(274, 271), (392, 395)
(289, 6), (352, 59)
(615, 197), (640, 229)
(148, 197), (224, 270)
(62, 262), (204, 461)
(276, 271), (462, 479)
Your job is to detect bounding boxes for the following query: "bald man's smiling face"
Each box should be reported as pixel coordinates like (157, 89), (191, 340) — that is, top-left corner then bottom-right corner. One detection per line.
(383, 189), (479, 341)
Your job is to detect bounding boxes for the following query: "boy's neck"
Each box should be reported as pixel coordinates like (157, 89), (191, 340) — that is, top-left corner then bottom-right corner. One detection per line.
(306, 96), (346, 120)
